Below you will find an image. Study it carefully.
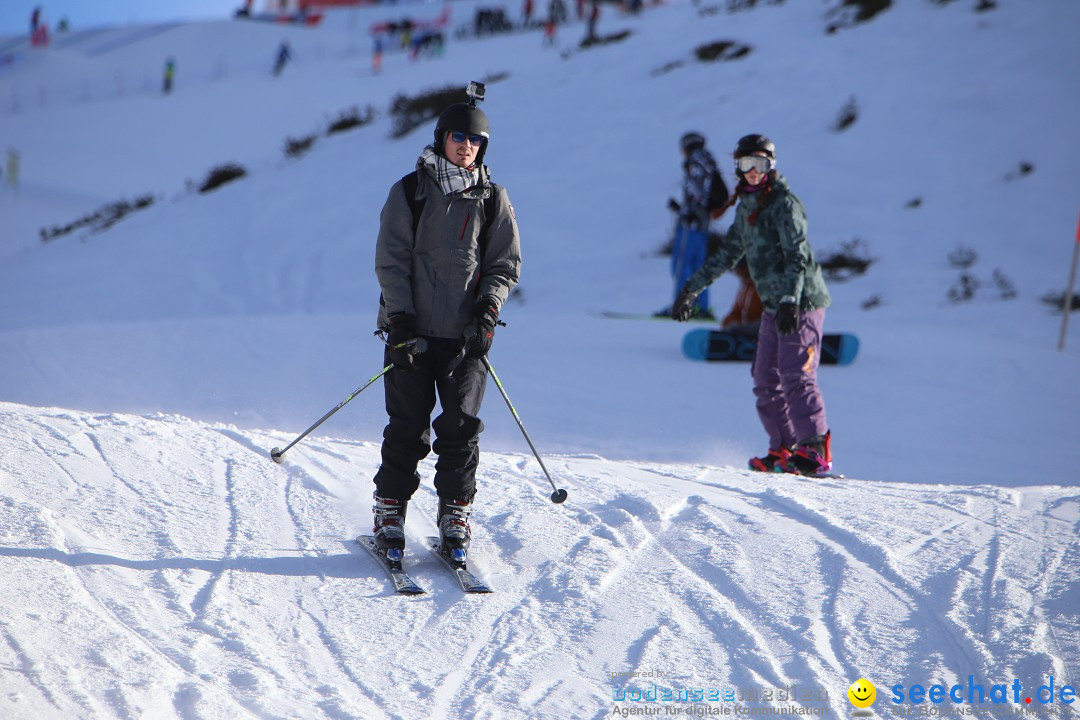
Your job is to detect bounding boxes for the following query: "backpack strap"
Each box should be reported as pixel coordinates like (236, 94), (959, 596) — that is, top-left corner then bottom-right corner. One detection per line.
(478, 185), (498, 259)
(401, 171), (423, 236)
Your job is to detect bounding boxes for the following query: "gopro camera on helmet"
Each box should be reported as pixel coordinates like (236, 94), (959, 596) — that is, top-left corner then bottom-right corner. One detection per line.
(466, 81), (486, 107)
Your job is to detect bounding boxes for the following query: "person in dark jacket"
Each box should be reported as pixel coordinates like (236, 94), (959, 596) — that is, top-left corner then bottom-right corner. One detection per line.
(673, 134), (833, 476)
(272, 41), (291, 76)
(660, 132), (725, 320)
(162, 57), (176, 94)
(371, 97), (522, 565)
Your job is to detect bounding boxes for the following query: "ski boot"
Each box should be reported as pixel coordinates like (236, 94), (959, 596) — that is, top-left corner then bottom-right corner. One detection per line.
(784, 432), (832, 476)
(437, 498), (472, 566)
(372, 495), (408, 563)
(749, 447), (792, 473)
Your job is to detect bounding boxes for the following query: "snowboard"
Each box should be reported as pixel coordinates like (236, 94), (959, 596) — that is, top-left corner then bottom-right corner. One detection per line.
(682, 328), (859, 366)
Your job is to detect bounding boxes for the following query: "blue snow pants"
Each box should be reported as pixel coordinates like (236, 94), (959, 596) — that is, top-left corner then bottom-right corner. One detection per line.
(672, 224), (709, 311)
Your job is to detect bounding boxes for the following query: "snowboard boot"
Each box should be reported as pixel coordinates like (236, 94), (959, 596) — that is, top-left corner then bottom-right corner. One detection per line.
(372, 495), (407, 560)
(785, 432), (832, 476)
(437, 498), (473, 565)
(748, 447), (791, 473)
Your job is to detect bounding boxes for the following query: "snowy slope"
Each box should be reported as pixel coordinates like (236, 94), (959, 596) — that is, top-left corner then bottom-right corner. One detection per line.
(1, 402), (1077, 719)
(0, 0), (1078, 717)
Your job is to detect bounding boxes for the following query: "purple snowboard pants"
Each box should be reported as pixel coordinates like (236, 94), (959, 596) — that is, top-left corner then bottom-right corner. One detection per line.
(751, 308), (829, 450)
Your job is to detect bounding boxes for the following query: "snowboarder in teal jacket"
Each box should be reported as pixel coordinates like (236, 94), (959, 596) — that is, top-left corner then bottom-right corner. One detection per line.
(674, 134), (833, 476)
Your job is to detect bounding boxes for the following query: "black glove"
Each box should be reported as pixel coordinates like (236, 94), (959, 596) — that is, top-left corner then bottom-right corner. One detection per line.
(465, 298), (498, 358)
(667, 197), (681, 213)
(386, 313), (418, 370)
(775, 302), (799, 335)
(671, 287), (700, 322)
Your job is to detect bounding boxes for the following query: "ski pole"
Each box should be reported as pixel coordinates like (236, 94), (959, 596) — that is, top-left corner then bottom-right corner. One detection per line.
(482, 355), (568, 504)
(269, 337), (427, 464)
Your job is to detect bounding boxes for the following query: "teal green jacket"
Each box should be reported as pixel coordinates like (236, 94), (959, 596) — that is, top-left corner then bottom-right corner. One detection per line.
(685, 172), (830, 314)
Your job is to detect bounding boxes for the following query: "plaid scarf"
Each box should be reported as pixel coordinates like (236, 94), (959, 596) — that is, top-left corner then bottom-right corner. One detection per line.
(420, 146), (480, 196)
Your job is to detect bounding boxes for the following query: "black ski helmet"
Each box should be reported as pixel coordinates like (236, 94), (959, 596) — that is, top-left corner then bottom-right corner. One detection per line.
(679, 131), (706, 154)
(434, 103), (490, 166)
(733, 133), (776, 160)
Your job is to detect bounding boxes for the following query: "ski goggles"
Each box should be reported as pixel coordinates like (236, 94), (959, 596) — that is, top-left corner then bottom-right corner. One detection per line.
(449, 130), (487, 145)
(736, 155), (773, 173)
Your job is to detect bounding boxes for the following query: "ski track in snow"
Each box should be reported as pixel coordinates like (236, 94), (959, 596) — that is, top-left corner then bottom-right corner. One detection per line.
(0, 403), (1077, 719)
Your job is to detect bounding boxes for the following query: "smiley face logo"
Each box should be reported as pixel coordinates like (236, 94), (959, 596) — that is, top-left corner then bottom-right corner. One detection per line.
(847, 678), (876, 708)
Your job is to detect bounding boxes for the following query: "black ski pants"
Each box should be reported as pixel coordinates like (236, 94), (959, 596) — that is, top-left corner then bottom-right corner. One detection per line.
(374, 337), (487, 503)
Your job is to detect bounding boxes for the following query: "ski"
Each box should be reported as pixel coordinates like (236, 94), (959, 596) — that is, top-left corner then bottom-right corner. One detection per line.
(356, 535), (425, 595)
(426, 536), (493, 593)
(591, 310), (717, 324)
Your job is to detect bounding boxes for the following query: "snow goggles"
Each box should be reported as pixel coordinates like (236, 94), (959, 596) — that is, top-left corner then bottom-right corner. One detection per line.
(736, 155), (773, 173)
(450, 131), (486, 145)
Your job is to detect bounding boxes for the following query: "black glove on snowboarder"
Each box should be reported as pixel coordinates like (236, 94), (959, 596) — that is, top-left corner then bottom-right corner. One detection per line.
(775, 302), (799, 336)
(465, 298), (499, 358)
(671, 287), (700, 322)
(387, 313), (418, 370)
(667, 197), (681, 214)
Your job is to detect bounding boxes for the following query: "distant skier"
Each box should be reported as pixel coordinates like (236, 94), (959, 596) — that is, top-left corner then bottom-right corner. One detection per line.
(162, 57), (176, 94)
(372, 35), (383, 74)
(370, 85), (521, 565)
(272, 41), (292, 77)
(29, 6), (49, 47)
(548, 0), (567, 25)
(6, 148), (19, 192)
(660, 131), (727, 320)
(542, 17), (556, 45)
(673, 134), (833, 476)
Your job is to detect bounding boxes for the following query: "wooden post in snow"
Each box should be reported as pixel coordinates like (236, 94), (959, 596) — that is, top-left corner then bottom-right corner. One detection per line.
(1059, 209), (1080, 351)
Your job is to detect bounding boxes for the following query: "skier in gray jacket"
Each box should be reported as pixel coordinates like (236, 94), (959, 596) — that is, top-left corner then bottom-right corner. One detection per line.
(371, 97), (521, 564)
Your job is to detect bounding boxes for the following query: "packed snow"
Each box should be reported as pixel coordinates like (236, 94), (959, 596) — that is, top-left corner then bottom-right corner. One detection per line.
(0, 1), (1077, 718)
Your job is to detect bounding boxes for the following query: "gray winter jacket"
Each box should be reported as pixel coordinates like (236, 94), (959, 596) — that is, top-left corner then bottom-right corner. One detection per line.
(375, 159), (521, 339)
